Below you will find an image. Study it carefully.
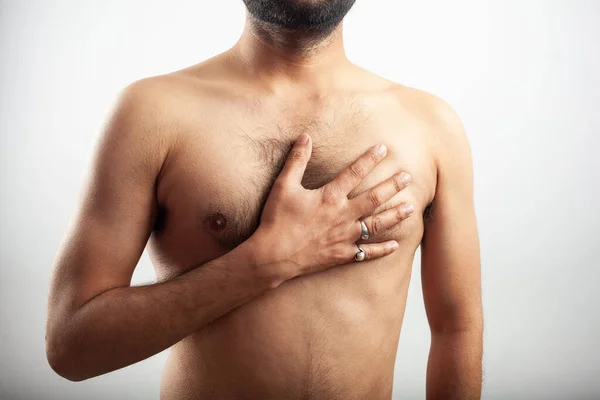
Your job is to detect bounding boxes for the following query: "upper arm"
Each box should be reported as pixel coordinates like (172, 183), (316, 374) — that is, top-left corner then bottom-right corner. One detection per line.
(47, 79), (171, 319)
(420, 96), (483, 333)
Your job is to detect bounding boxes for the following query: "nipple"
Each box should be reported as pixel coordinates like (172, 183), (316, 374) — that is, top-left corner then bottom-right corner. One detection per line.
(206, 212), (228, 232)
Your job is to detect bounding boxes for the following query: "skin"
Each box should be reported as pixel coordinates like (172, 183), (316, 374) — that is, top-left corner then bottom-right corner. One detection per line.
(46, 6), (483, 400)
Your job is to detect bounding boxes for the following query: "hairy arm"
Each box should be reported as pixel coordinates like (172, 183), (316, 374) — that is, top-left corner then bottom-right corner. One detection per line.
(420, 97), (484, 399)
(45, 79), (278, 382)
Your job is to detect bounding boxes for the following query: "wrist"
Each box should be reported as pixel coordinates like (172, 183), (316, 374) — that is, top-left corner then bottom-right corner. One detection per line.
(241, 228), (297, 289)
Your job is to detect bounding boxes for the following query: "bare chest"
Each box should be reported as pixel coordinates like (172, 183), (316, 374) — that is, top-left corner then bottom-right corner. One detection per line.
(150, 98), (436, 273)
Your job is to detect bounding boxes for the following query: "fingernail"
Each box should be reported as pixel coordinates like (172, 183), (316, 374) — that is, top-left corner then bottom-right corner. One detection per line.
(390, 241), (399, 249)
(403, 203), (414, 215)
(300, 133), (310, 144)
(375, 144), (387, 156)
(401, 173), (412, 186)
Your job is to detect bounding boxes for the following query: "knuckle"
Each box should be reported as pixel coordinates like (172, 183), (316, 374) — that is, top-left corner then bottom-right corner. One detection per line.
(288, 149), (304, 160)
(329, 226), (346, 243)
(395, 207), (405, 221)
(271, 178), (287, 191)
(330, 245), (348, 262)
(367, 190), (382, 207)
(392, 174), (404, 192)
(371, 217), (382, 235)
(322, 185), (342, 205)
(397, 203), (414, 219)
(349, 163), (365, 179)
(368, 151), (379, 164)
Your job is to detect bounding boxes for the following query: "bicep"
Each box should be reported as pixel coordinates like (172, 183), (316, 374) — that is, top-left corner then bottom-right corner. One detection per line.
(49, 81), (168, 315)
(420, 104), (482, 333)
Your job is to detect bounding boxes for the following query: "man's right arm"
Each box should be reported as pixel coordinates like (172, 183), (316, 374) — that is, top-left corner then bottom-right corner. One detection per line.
(48, 233), (279, 382)
(45, 79), (282, 381)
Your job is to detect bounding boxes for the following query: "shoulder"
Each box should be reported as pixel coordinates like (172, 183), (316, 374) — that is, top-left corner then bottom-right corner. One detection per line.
(388, 84), (472, 166)
(356, 68), (468, 147)
(391, 85), (466, 141)
(94, 74), (192, 178)
(109, 75), (181, 136)
(118, 51), (235, 115)
(120, 55), (244, 125)
(114, 73), (196, 125)
(106, 68), (216, 149)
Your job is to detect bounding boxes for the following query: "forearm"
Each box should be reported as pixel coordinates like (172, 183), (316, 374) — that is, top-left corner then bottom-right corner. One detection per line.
(426, 328), (483, 400)
(48, 235), (281, 381)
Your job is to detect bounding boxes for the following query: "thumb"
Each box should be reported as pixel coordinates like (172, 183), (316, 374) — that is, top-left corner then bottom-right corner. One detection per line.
(277, 133), (312, 185)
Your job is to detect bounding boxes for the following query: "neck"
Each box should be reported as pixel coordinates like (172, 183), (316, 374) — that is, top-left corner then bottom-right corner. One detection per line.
(230, 13), (353, 94)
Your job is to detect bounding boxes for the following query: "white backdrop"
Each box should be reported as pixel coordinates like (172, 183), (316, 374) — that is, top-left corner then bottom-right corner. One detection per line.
(1, 1), (599, 399)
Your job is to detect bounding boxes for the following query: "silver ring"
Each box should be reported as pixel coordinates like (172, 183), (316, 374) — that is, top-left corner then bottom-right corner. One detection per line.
(359, 220), (370, 240)
(354, 245), (366, 262)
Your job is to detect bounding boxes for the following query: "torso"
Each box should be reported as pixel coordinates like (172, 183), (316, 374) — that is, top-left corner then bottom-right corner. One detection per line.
(146, 53), (438, 399)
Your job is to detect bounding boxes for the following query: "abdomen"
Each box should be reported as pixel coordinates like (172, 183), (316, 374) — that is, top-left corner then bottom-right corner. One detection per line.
(159, 250), (415, 400)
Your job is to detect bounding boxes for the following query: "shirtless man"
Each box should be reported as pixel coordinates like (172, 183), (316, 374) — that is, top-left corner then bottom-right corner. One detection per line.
(45, 1), (483, 398)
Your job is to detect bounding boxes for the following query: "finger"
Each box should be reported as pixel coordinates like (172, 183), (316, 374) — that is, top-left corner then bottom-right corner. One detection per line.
(326, 144), (388, 196)
(349, 240), (399, 262)
(356, 202), (415, 239)
(277, 133), (313, 185)
(350, 171), (412, 217)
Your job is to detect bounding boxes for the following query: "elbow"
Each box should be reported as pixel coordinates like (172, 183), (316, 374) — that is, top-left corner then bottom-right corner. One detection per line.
(45, 328), (90, 382)
(430, 312), (484, 336)
(431, 321), (484, 337)
(46, 343), (86, 382)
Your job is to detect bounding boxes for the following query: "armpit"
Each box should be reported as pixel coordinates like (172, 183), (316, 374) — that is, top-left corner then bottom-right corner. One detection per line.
(423, 201), (434, 226)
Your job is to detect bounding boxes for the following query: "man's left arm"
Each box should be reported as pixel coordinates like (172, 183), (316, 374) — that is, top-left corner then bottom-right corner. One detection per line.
(420, 100), (484, 399)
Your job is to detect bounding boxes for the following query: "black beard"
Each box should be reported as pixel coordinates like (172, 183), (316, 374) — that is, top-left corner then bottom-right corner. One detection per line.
(243, 0), (356, 37)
